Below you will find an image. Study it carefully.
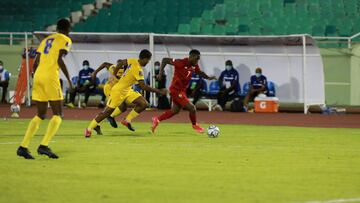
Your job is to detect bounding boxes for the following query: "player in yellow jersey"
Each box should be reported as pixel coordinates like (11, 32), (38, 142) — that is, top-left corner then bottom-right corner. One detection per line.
(90, 59), (130, 132)
(85, 49), (167, 138)
(17, 19), (73, 159)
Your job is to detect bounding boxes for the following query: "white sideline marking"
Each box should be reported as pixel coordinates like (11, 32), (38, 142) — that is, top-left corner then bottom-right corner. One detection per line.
(301, 197), (360, 203)
(0, 141), (55, 145)
(0, 142), (20, 145)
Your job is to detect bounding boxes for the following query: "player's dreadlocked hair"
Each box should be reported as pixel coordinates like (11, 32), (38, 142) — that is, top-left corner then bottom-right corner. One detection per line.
(139, 49), (152, 59)
(57, 18), (71, 31)
(189, 49), (201, 56)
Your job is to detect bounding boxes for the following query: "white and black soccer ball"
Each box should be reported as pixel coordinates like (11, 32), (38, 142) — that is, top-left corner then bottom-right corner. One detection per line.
(10, 104), (20, 113)
(207, 125), (220, 138)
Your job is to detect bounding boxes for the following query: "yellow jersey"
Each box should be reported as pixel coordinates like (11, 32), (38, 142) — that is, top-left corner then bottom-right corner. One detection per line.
(112, 58), (144, 94)
(34, 33), (72, 81)
(107, 64), (126, 85)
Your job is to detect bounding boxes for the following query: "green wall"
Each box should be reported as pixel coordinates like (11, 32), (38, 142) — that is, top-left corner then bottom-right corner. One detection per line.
(0, 44), (359, 106)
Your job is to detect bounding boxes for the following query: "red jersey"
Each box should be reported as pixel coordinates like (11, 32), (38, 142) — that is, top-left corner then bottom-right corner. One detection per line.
(170, 58), (201, 92)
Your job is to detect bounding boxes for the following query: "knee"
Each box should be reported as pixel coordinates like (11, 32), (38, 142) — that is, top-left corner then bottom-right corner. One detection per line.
(188, 104), (196, 113)
(139, 100), (149, 110)
(172, 108), (180, 115)
(120, 105), (127, 112)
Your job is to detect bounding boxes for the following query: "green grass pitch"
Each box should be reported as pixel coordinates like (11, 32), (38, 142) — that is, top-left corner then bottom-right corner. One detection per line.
(0, 119), (359, 203)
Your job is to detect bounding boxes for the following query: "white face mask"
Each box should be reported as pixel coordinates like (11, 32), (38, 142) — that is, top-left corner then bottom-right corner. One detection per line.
(225, 65), (232, 71)
(155, 65), (160, 71)
(0, 66), (3, 70)
(83, 65), (89, 70)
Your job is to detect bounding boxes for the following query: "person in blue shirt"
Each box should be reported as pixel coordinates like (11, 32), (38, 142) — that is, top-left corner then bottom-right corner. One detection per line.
(216, 60), (240, 111)
(243, 67), (268, 110)
(0, 60), (10, 103)
(67, 60), (95, 108)
(186, 72), (205, 105)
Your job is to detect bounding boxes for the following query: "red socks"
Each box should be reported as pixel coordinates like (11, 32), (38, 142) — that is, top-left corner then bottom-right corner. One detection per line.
(189, 112), (196, 125)
(158, 110), (174, 121)
(158, 110), (197, 125)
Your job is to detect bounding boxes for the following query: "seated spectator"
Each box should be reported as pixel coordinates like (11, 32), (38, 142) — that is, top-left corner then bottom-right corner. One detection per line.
(0, 60), (10, 103)
(66, 60), (95, 108)
(215, 60), (240, 111)
(186, 72), (205, 105)
(243, 67), (268, 111)
(146, 61), (170, 109)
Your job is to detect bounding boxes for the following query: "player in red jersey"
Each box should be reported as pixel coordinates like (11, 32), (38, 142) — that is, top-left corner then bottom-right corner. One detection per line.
(151, 49), (216, 133)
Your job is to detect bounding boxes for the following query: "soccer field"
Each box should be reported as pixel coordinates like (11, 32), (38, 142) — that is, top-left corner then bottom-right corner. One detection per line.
(0, 119), (359, 203)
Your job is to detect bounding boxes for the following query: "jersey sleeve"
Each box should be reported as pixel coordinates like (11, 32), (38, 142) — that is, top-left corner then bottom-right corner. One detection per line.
(61, 37), (72, 52)
(250, 75), (256, 85)
(132, 65), (145, 81)
(263, 76), (268, 86)
(219, 71), (225, 83)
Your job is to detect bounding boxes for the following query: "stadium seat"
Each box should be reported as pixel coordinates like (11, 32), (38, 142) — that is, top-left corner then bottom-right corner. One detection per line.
(242, 82), (250, 96)
(1, 0), (360, 38)
(208, 81), (220, 96)
(201, 80), (208, 94)
(190, 18), (201, 34)
(267, 81), (276, 97)
(213, 24), (226, 35)
(178, 24), (191, 34)
(200, 24), (214, 35)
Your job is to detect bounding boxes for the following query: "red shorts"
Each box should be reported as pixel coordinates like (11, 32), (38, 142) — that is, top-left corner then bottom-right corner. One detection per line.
(170, 91), (190, 107)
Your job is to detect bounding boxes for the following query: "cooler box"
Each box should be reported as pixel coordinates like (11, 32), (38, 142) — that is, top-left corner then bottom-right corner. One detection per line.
(254, 97), (279, 113)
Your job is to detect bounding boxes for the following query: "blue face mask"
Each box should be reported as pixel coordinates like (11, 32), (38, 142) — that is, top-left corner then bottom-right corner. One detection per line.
(83, 65), (89, 70)
(225, 65), (232, 71)
(256, 73), (261, 78)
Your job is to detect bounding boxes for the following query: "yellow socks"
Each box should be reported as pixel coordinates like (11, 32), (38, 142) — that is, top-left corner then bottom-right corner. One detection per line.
(110, 107), (122, 118)
(21, 116), (42, 148)
(87, 119), (99, 131)
(40, 115), (62, 146)
(125, 109), (139, 123)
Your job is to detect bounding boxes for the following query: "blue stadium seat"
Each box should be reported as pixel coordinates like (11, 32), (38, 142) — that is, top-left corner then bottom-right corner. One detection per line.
(208, 80), (220, 95)
(95, 77), (100, 86)
(267, 81), (276, 97)
(71, 76), (78, 86)
(101, 78), (107, 84)
(201, 79), (208, 94)
(236, 82), (242, 96)
(241, 81), (250, 96)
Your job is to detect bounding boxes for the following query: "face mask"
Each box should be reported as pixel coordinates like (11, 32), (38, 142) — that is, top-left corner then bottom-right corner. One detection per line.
(225, 65), (232, 71)
(0, 66), (3, 70)
(256, 73), (262, 78)
(154, 65), (160, 71)
(83, 65), (89, 70)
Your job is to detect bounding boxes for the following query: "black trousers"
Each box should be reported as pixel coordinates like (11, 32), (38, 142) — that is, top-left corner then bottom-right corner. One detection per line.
(0, 81), (8, 102)
(69, 85), (95, 104)
(217, 89), (236, 109)
(186, 87), (202, 105)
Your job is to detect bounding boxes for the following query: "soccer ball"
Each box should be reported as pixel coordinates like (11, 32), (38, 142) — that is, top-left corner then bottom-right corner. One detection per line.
(10, 104), (20, 113)
(207, 125), (220, 138)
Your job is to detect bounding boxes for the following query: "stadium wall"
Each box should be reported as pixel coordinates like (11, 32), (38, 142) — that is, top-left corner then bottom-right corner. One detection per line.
(0, 44), (359, 106)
